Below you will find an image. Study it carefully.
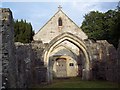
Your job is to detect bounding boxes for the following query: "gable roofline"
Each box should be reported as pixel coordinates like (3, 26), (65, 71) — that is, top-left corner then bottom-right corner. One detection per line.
(61, 10), (82, 31)
(35, 9), (60, 35)
(35, 9), (82, 35)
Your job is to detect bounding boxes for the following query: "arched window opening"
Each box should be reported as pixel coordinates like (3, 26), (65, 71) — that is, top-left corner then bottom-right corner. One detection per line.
(58, 18), (62, 26)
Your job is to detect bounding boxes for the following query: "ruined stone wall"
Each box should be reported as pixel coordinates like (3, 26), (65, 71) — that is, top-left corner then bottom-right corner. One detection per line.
(95, 40), (119, 82)
(31, 41), (47, 84)
(117, 40), (120, 83)
(92, 40), (118, 81)
(95, 40), (111, 80)
(0, 8), (2, 89)
(1, 8), (17, 88)
(85, 40), (118, 81)
(0, 8), (47, 88)
(15, 42), (33, 88)
(105, 45), (118, 82)
(14, 41), (47, 87)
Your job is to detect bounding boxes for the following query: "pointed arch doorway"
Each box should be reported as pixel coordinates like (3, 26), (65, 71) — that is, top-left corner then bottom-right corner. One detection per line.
(43, 33), (91, 82)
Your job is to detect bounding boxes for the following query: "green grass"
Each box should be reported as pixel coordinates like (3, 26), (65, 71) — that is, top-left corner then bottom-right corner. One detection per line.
(31, 77), (119, 88)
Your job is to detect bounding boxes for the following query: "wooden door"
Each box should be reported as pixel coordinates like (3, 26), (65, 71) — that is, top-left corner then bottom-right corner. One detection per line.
(56, 58), (67, 78)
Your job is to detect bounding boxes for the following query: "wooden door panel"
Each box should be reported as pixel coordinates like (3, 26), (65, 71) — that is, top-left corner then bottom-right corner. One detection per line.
(56, 59), (67, 77)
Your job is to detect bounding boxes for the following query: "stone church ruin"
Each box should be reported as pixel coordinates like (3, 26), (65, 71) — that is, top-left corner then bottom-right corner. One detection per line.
(0, 7), (120, 88)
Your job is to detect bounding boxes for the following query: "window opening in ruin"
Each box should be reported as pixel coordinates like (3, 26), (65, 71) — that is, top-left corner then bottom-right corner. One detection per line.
(58, 18), (62, 26)
(69, 63), (74, 66)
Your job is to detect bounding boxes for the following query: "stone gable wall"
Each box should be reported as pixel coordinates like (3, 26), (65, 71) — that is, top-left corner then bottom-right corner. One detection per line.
(33, 10), (88, 43)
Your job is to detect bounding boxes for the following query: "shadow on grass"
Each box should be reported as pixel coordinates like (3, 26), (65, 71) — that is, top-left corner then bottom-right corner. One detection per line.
(31, 77), (119, 88)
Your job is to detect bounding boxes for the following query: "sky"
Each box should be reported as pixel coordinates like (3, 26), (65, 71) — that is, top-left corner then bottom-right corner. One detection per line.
(1, 0), (119, 33)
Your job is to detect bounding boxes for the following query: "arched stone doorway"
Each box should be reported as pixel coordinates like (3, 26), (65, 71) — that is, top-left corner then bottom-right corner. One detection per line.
(50, 47), (79, 78)
(43, 33), (91, 82)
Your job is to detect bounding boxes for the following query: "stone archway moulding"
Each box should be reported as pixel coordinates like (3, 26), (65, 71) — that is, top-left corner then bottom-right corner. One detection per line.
(43, 32), (91, 82)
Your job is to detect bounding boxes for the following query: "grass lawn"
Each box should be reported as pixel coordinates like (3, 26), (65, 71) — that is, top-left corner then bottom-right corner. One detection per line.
(31, 77), (119, 88)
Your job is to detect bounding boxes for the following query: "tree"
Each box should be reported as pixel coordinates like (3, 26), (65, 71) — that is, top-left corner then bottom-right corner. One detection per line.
(81, 3), (120, 48)
(81, 11), (105, 40)
(14, 19), (35, 43)
(112, 1), (120, 48)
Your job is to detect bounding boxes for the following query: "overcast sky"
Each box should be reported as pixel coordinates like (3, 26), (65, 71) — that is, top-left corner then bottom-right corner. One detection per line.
(1, 1), (119, 33)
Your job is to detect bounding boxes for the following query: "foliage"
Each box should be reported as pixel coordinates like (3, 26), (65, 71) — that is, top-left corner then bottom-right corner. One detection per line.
(81, 3), (120, 48)
(14, 19), (35, 43)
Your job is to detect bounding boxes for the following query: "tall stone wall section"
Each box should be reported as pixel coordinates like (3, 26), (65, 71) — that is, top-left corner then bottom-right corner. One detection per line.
(117, 40), (120, 83)
(14, 41), (47, 88)
(31, 41), (47, 84)
(105, 45), (118, 82)
(0, 8), (2, 89)
(85, 40), (118, 82)
(1, 8), (17, 88)
(85, 40), (106, 80)
(95, 40), (113, 80)
(15, 42), (33, 88)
